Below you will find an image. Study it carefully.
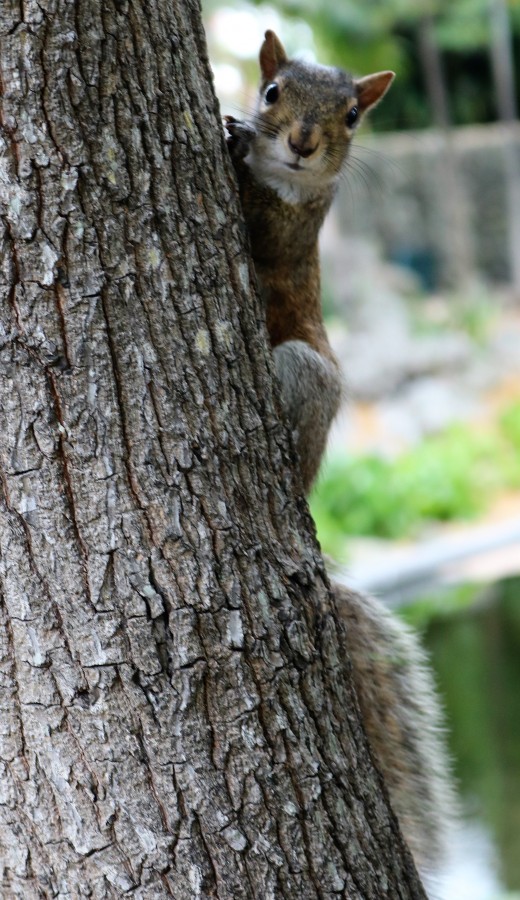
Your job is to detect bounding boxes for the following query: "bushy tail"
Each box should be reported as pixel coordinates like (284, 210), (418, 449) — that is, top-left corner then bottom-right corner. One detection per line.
(333, 581), (456, 879)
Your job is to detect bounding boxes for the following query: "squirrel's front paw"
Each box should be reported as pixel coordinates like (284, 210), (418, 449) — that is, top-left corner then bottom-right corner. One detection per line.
(224, 116), (256, 161)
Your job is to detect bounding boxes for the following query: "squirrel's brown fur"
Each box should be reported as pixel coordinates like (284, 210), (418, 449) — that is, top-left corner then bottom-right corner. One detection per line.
(226, 31), (454, 882)
(233, 171), (333, 359)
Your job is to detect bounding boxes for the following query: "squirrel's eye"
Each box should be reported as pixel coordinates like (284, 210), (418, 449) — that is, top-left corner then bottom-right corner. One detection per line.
(264, 83), (280, 104)
(346, 106), (359, 128)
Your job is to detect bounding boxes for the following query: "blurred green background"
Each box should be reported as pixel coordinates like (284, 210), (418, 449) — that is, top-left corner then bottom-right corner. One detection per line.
(203, 2), (520, 897)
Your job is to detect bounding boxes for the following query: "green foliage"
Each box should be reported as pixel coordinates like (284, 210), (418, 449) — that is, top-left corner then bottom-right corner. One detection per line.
(436, 0), (489, 50)
(310, 400), (520, 548)
(501, 400), (520, 451)
(445, 289), (497, 343)
(398, 582), (485, 631)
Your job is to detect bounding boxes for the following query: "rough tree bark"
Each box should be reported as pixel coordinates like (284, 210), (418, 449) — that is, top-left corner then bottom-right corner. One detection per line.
(0, 1), (426, 897)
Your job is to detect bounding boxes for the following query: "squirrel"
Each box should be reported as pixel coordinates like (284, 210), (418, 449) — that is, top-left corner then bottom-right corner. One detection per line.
(225, 30), (455, 882)
(225, 30), (393, 493)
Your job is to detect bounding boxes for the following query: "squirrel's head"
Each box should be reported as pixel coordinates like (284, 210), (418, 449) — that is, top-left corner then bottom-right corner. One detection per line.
(248, 30), (394, 203)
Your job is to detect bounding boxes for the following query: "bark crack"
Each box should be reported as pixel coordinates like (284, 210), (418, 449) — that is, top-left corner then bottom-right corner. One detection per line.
(46, 368), (93, 606)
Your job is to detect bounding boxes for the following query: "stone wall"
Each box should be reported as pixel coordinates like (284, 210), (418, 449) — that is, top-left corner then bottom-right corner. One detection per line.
(337, 123), (520, 290)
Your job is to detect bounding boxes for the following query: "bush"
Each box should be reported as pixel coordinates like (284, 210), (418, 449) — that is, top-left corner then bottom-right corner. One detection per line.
(310, 400), (520, 550)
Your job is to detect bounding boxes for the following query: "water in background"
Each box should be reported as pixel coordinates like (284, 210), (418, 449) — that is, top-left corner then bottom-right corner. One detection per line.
(418, 575), (520, 900)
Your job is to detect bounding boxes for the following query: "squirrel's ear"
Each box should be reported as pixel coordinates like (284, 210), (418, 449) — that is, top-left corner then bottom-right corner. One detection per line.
(355, 71), (395, 112)
(260, 30), (288, 82)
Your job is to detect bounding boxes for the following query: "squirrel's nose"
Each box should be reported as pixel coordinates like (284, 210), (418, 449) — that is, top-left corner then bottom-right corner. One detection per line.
(288, 135), (318, 159)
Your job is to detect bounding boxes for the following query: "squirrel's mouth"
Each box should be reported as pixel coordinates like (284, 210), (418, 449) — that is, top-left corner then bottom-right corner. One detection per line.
(286, 162), (303, 171)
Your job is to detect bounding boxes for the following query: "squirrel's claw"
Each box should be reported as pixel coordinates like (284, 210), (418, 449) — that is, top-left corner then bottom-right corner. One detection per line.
(224, 116), (256, 161)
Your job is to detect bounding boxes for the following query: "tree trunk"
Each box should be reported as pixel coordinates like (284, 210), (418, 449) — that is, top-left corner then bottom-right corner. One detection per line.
(488, 0), (520, 297)
(0, 1), (425, 896)
(418, 13), (475, 292)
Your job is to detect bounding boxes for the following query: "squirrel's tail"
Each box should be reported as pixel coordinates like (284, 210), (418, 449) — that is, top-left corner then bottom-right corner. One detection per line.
(333, 580), (456, 879)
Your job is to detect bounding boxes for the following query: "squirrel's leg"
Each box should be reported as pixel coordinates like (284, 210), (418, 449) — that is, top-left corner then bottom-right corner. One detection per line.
(273, 339), (342, 493)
